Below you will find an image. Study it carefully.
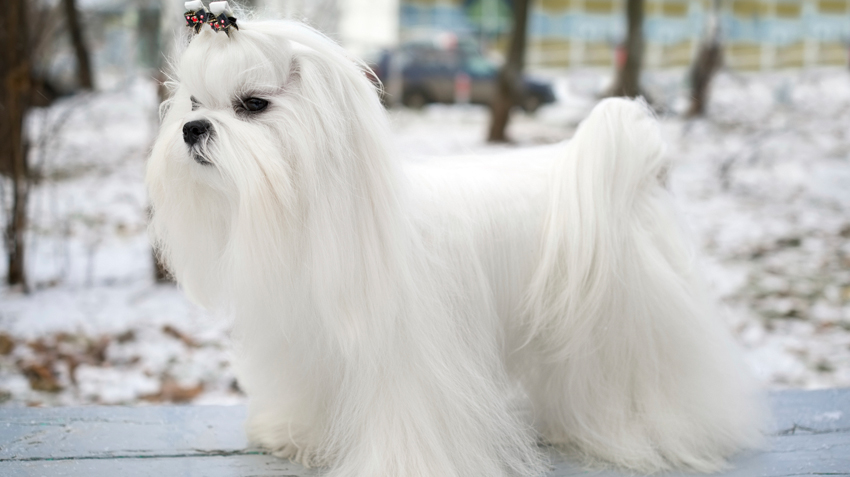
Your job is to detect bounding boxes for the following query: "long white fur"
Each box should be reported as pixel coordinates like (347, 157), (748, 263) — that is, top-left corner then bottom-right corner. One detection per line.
(147, 18), (765, 477)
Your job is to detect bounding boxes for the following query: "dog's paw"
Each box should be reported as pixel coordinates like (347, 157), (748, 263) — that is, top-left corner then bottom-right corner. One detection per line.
(270, 441), (322, 468)
(246, 416), (323, 468)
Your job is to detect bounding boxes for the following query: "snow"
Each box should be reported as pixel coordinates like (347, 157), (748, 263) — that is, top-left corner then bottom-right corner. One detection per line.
(1, 67), (849, 406)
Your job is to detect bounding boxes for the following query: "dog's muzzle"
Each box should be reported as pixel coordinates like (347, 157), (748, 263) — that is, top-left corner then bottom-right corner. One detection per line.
(183, 119), (212, 147)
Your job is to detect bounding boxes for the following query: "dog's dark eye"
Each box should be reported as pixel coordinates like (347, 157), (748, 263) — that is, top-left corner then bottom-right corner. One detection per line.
(242, 98), (269, 113)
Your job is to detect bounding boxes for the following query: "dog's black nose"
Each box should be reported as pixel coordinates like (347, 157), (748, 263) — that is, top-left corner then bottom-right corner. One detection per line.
(183, 120), (211, 146)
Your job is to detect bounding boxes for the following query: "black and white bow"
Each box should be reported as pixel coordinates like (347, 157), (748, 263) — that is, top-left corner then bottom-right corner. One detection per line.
(184, 1), (239, 36)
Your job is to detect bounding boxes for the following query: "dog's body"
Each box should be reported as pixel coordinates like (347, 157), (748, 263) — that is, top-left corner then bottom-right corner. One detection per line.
(147, 18), (763, 477)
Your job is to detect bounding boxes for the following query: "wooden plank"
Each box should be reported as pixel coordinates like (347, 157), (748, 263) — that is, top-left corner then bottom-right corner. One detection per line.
(0, 389), (847, 476)
(0, 455), (315, 477)
(0, 405), (251, 460)
(770, 388), (850, 431)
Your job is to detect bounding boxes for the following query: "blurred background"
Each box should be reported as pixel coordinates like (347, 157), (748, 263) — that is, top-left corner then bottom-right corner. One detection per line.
(1, 0), (849, 406)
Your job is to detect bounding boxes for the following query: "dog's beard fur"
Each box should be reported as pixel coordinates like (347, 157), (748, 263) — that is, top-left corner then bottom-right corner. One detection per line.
(147, 19), (766, 477)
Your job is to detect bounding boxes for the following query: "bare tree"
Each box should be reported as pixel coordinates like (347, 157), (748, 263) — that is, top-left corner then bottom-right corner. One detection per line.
(608, 0), (644, 98)
(147, 0), (189, 283)
(487, 0), (530, 143)
(1, 0), (33, 290)
(62, 0), (95, 90)
(687, 0), (722, 117)
(260, 0), (340, 38)
(297, 0), (340, 38)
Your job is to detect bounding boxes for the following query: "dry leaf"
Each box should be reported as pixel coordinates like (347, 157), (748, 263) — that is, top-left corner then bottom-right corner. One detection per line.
(0, 334), (14, 355)
(162, 325), (198, 348)
(22, 363), (62, 393)
(142, 377), (204, 403)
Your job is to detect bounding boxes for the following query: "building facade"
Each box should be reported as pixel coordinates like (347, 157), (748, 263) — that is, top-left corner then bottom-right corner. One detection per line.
(400, 0), (850, 70)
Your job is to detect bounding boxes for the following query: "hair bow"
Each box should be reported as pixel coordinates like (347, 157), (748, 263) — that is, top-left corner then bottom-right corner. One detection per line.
(183, 1), (239, 36)
(183, 0), (209, 33)
(208, 2), (239, 35)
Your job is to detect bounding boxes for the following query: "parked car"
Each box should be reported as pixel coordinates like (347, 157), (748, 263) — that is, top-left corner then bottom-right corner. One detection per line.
(371, 35), (555, 112)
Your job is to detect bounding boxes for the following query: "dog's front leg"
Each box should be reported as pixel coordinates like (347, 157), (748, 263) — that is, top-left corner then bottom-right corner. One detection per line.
(318, 316), (543, 477)
(234, 326), (327, 468)
(245, 397), (324, 467)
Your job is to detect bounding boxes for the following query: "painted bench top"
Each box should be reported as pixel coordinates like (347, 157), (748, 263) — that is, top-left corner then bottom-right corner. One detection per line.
(0, 388), (848, 476)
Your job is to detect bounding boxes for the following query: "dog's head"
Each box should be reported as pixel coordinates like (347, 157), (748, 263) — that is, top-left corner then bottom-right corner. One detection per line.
(147, 20), (396, 307)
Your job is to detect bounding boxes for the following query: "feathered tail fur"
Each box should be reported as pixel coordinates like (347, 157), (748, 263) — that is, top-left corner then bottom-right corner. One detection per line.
(522, 98), (764, 473)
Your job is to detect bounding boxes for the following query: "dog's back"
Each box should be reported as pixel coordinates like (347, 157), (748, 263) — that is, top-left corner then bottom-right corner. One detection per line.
(403, 149), (554, 329)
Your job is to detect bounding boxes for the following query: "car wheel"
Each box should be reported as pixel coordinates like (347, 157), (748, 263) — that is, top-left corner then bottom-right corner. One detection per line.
(404, 91), (428, 110)
(521, 95), (541, 113)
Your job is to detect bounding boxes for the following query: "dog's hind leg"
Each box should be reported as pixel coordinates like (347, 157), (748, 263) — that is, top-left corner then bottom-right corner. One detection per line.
(521, 98), (765, 473)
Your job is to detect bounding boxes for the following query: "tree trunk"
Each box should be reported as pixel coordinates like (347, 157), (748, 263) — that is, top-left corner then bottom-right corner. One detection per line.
(137, 7), (161, 69)
(150, 205), (170, 282)
(151, 0), (180, 283)
(487, 0), (530, 143)
(153, 249), (171, 282)
(1, 0), (33, 290)
(608, 0), (644, 98)
(62, 0), (94, 90)
(687, 0), (722, 117)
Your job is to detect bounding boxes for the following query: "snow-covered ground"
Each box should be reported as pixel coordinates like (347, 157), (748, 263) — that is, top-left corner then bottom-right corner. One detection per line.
(1, 68), (849, 407)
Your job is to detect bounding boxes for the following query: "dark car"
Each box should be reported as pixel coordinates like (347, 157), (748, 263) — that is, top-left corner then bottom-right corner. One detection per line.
(372, 35), (555, 112)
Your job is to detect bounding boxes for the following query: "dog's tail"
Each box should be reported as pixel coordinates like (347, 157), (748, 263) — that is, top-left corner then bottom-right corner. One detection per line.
(523, 98), (764, 473)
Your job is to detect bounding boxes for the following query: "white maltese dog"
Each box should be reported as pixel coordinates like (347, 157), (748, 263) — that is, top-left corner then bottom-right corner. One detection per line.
(147, 6), (764, 476)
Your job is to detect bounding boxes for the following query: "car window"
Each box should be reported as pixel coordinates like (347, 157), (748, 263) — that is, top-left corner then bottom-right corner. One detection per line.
(465, 56), (497, 76)
(418, 49), (459, 71)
